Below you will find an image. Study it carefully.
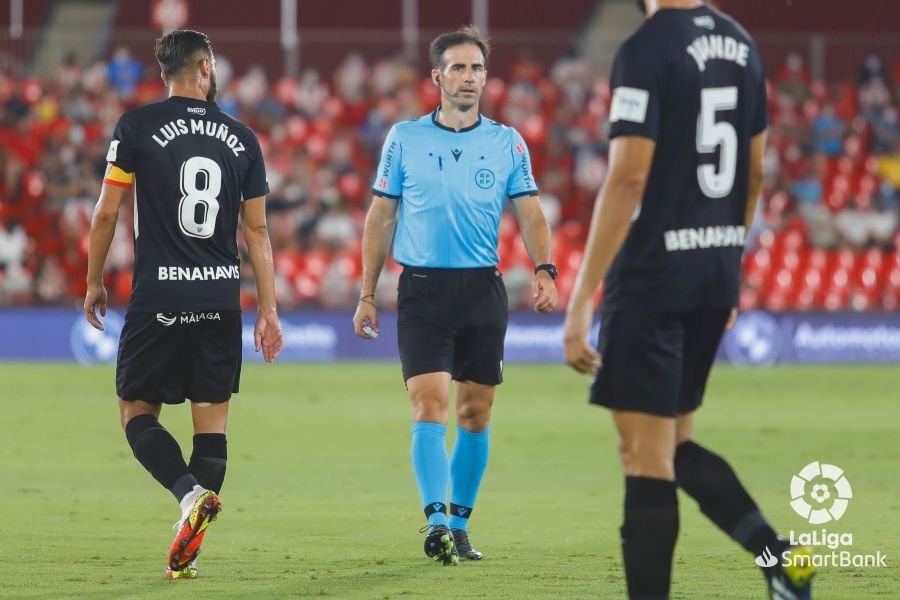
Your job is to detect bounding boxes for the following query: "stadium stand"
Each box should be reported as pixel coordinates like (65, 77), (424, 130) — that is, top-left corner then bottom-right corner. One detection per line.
(1, 43), (898, 311)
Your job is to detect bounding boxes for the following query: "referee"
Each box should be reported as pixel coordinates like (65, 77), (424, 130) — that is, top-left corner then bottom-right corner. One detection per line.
(353, 25), (558, 565)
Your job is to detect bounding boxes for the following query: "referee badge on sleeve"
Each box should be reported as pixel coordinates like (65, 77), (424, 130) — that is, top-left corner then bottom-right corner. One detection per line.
(610, 87), (649, 124)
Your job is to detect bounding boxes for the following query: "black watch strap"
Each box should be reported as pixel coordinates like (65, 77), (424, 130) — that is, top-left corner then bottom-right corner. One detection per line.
(535, 263), (558, 280)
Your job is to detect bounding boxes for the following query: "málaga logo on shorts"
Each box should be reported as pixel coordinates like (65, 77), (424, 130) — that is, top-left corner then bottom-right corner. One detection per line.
(475, 168), (495, 189)
(156, 314), (177, 326)
(187, 107), (206, 115)
(156, 312), (222, 326)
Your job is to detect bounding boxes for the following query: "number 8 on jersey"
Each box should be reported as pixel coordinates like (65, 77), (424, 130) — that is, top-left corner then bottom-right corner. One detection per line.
(179, 156), (222, 239)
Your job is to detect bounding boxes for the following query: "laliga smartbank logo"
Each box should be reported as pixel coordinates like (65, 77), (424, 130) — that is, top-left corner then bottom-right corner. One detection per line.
(753, 461), (887, 569)
(790, 461), (852, 524)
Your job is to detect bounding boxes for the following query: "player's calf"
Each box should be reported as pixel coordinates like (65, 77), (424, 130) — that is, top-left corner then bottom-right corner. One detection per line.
(675, 441), (784, 556)
(125, 413), (199, 501)
(189, 432), (227, 494)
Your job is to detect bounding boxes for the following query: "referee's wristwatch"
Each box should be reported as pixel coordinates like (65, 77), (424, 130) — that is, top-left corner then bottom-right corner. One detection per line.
(535, 263), (558, 280)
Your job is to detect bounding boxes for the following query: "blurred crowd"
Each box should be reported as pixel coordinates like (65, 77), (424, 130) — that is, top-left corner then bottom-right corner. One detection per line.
(1, 48), (899, 311)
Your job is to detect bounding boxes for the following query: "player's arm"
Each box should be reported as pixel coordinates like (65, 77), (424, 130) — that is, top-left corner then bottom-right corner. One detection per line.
(84, 169), (132, 330)
(563, 136), (655, 373)
(746, 130), (767, 230)
(352, 196), (398, 339)
(510, 195), (557, 313)
(241, 196), (284, 363)
(724, 128), (768, 331)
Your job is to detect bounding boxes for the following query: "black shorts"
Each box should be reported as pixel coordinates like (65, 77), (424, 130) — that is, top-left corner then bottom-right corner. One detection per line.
(116, 310), (243, 404)
(589, 308), (730, 417)
(397, 266), (508, 385)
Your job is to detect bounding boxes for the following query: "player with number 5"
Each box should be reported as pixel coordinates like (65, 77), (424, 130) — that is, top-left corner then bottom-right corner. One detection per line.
(563, 1), (813, 599)
(84, 29), (284, 579)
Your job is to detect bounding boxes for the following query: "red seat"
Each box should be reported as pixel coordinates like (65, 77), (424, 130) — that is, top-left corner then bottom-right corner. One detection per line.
(781, 249), (802, 272)
(822, 287), (849, 311)
(302, 250), (330, 280)
(888, 266), (900, 292)
(332, 251), (361, 279)
(293, 274), (320, 302)
(849, 288), (878, 311)
(756, 229), (776, 250)
(835, 249), (858, 273)
(862, 248), (885, 271)
(808, 248), (830, 271)
(825, 190), (848, 212)
(795, 286), (818, 311)
(801, 266), (824, 292)
(566, 249), (583, 273)
(855, 266), (880, 291)
(274, 252), (302, 281)
(739, 285), (759, 310)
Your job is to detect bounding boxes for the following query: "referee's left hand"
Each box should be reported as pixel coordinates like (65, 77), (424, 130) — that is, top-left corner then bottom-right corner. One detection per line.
(532, 271), (558, 314)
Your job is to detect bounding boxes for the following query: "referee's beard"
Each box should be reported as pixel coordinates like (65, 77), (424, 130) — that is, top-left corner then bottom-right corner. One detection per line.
(449, 99), (478, 112)
(442, 88), (479, 113)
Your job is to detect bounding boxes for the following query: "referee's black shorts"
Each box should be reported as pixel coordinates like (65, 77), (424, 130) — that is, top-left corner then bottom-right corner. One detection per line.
(397, 265), (508, 385)
(589, 308), (730, 417)
(116, 310), (243, 405)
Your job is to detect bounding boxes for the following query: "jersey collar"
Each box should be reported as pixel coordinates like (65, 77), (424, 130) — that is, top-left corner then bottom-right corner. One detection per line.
(431, 107), (482, 133)
(168, 95), (219, 109)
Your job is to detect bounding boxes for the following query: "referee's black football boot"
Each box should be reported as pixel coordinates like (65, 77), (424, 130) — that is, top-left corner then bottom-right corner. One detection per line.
(450, 529), (483, 560)
(420, 524), (459, 566)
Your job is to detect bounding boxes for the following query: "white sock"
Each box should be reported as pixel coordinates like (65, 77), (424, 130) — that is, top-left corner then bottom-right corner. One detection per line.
(178, 484), (207, 517)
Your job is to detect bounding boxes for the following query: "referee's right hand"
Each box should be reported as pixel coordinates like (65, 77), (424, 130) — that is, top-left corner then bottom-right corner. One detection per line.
(352, 295), (379, 340)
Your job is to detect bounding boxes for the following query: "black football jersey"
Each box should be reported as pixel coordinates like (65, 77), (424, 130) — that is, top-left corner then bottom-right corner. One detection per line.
(602, 5), (767, 311)
(107, 96), (268, 312)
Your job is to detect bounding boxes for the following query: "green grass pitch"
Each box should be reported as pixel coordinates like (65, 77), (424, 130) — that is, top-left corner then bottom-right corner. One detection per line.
(1, 363), (898, 598)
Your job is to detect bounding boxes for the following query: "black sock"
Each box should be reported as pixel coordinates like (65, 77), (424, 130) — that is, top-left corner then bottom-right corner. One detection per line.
(674, 441), (785, 557)
(621, 476), (679, 600)
(125, 414), (196, 501)
(189, 433), (227, 494)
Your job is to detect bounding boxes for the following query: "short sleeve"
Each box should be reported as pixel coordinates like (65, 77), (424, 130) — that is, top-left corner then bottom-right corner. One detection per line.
(106, 113), (138, 173)
(507, 129), (538, 199)
(751, 74), (768, 136)
(372, 125), (403, 200)
(241, 134), (269, 200)
(608, 41), (661, 141)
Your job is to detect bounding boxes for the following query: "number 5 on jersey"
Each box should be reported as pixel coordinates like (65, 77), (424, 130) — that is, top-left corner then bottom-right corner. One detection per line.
(696, 86), (737, 199)
(179, 156), (221, 239)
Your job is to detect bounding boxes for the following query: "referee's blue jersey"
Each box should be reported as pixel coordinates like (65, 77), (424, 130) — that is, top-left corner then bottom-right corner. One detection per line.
(372, 108), (538, 268)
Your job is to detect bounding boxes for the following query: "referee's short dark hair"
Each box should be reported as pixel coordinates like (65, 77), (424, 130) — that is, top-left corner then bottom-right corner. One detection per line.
(154, 29), (214, 79)
(430, 25), (490, 70)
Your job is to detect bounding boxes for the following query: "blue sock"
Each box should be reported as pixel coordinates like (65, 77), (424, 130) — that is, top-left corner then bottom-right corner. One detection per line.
(411, 422), (449, 527)
(449, 424), (490, 531)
